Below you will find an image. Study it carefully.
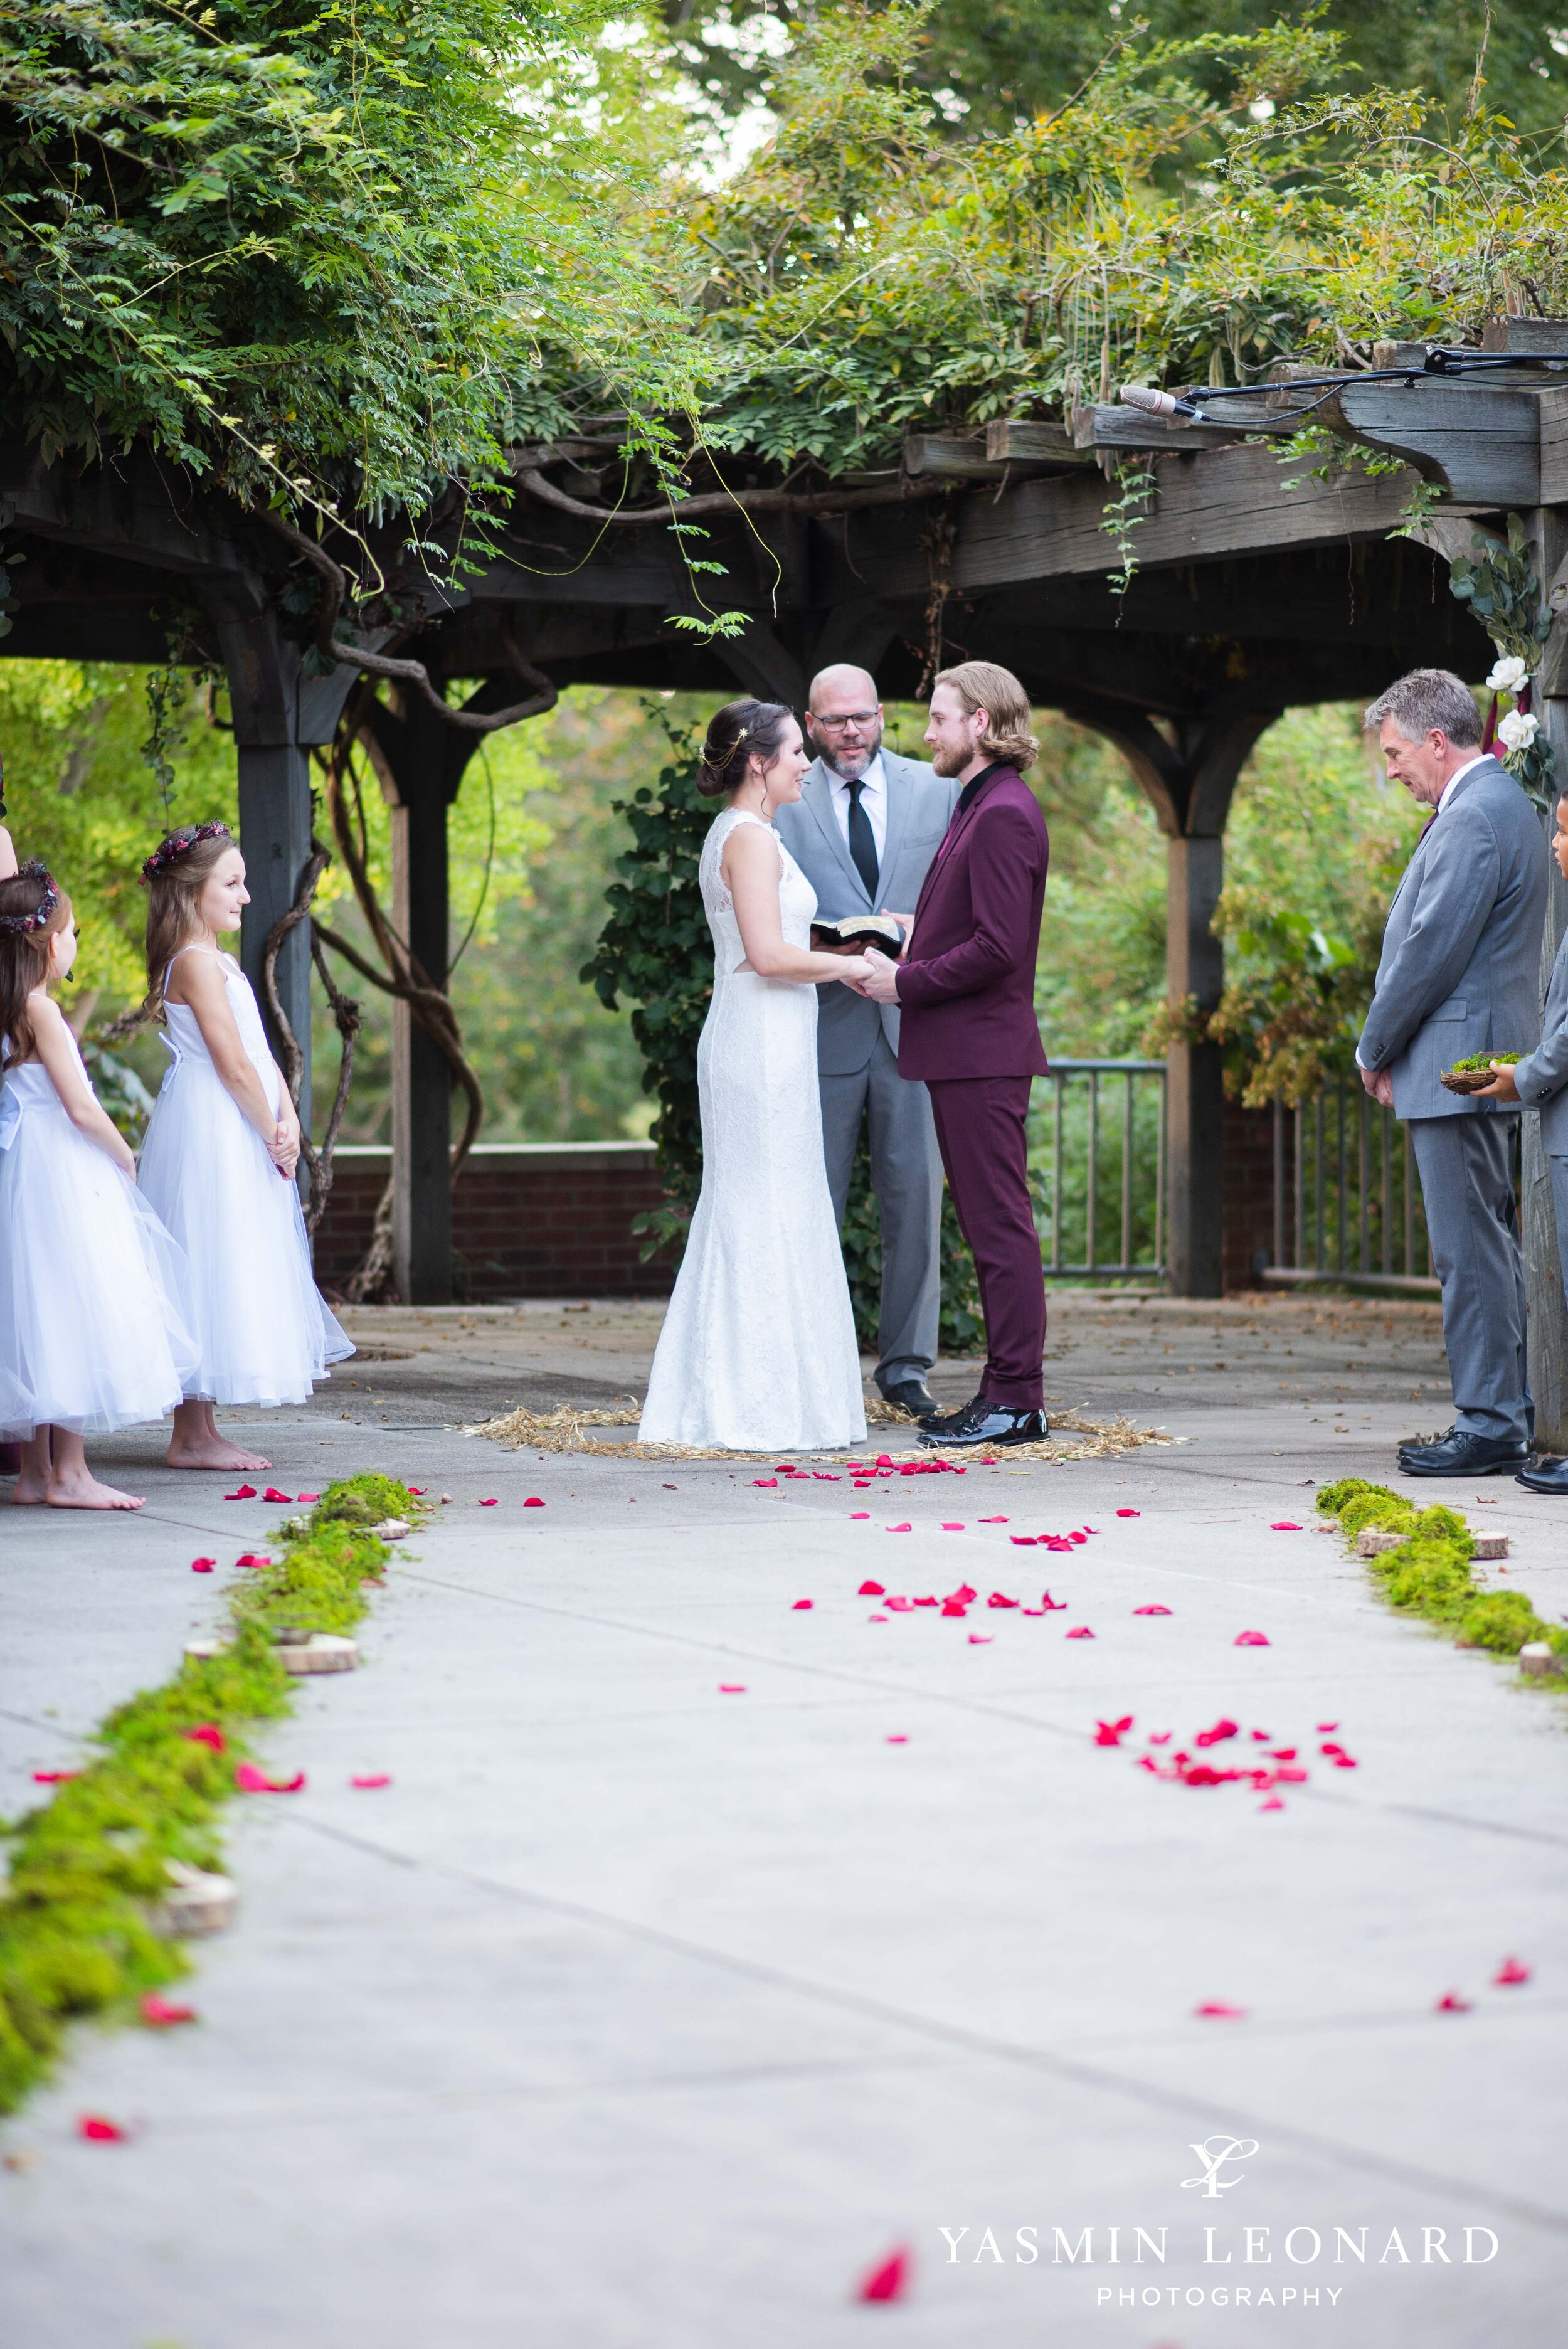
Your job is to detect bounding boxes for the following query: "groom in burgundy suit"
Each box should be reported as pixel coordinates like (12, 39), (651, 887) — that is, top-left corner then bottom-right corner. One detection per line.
(857, 660), (1051, 1448)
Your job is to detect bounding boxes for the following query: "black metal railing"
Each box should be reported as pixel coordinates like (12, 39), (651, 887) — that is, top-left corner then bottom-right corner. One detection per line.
(1264, 1078), (1447, 1289)
(1031, 1058), (1166, 1280)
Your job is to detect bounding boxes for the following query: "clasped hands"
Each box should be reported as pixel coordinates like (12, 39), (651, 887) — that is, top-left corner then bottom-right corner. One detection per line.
(842, 914), (911, 1005)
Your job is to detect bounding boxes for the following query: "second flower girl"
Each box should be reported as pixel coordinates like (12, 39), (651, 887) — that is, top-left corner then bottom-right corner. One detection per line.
(136, 824), (352, 1470)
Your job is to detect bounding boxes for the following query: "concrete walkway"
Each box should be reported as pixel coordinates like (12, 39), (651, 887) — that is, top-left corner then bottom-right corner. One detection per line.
(1, 1298), (1565, 2348)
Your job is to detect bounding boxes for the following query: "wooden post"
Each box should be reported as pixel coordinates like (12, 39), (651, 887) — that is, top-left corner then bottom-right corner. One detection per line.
(218, 614), (315, 1133)
(1525, 505), (1568, 1452)
(1063, 701), (1279, 1296)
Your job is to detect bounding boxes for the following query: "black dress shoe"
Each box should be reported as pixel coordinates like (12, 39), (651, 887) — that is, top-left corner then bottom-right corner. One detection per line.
(880, 1377), (938, 1419)
(918, 1389), (987, 1435)
(1397, 1429), (1532, 1478)
(1515, 1456), (1568, 1493)
(919, 1397), (1049, 1450)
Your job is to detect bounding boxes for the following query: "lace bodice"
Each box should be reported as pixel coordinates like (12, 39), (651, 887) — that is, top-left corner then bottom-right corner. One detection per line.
(699, 806), (818, 977)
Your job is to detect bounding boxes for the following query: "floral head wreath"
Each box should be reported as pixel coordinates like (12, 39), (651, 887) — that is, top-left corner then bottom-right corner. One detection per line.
(141, 821), (233, 883)
(0, 861), (60, 936)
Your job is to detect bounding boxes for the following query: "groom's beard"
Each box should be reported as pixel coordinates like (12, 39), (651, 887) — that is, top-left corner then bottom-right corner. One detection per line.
(929, 741), (970, 778)
(818, 724), (883, 782)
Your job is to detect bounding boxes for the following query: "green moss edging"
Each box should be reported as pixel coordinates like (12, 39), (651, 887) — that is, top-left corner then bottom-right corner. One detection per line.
(1316, 1478), (1568, 1667)
(0, 1471), (419, 2114)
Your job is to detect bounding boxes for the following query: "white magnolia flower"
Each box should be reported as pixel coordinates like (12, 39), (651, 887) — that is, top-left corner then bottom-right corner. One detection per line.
(1486, 654), (1529, 694)
(1498, 709), (1540, 754)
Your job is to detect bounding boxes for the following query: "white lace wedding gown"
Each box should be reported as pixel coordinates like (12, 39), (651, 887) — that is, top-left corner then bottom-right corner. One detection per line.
(639, 807), (867, 1450)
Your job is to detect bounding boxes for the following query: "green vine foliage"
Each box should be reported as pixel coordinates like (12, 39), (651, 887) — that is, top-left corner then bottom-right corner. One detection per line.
(583, 711), (982, 1350)
(1448, 516), (1557, 810)
(0, 0), (702, 527)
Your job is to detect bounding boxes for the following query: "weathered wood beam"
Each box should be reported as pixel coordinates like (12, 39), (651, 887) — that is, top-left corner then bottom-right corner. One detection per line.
(1325, 380), (1540, 506)
(844, 443), (1424, 602)
(1071, 403), (1265, 454)
(985, 420), (1098, 467)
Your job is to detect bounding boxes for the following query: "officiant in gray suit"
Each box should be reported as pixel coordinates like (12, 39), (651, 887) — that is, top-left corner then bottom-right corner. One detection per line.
(1357, 667), (1549, 1479)
(773, 664), (960, 1417)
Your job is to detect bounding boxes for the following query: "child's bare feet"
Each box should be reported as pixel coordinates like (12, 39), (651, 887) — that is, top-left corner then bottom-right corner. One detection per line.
(13, 1431), (52, 1505)
(165, 1399), (270, 1473)
(166, 1434), (272, 1471)
(46, 1466), (144, 1510)
(41, 1432), (142, 1509)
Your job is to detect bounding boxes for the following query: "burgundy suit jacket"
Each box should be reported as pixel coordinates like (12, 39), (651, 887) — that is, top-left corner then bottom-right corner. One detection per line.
(894, 765), (1050, 1082)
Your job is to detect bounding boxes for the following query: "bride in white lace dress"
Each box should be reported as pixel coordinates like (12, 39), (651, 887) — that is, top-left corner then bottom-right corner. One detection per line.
(640, 701), (872, 1451)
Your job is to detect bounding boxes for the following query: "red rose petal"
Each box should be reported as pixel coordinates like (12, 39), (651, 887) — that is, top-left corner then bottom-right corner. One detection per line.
(1271, 1747), (1298, 1761)
(987, 1592), (1019, 1609)
(1040, 1591), (1067, 1610)
(792, 1599), (814, 1610)
(184, 1724), (225, 1752)
(979, 1515), (1008, 1524)
(140, 1994), (196, 2027)
(1094, 1717), (1133, 1746)
(1133, 1604), (1172, 1615)
(857, 1579), (886, 1596)
(479, 1498), (498, 1507)
(1195, 2002), (1247, 2020)
(1495, 1956), (1532, 1987)
(78, 2114), (127, 2142)
(1009, 1535), (1038, 1546)
(1251, 1729), (1271, 1742)
(223, 1484), (257, 1500)
(1316, 1721), (1339, 1732)
(262, 1488), (293, 1504)
(190, 1557), (215, 1574)
(1270, 1522), (1302, 1532)
(1066, 1625), (1095, 1640)
(1116, 1508), (1141, 1517)
(235, 1553), (271, 1569)
(886, 1523), (912, 1533)
(523, 1497), (544, 1507)
(351, 1773), (391, 1789)
(32, 1769), (79, 1783)
(1274, 1764), (1309, 1783)
(1234, 1630), (1270, 1646)
(1436, 1991), (1472, 2013)
(850, 1511), (871, 1520)
(1147, 1731), (1172, 1744)
(868, 1613), (889, 1621)
(775, 1464), (796, 1473)
(968, 1633), (993, 1644)
(885, 1733), (908, 1744)
(941, 1522), (964, 1531)
(940, 1601), (968, 1618)
(856, 2244), (912, 2303)
(235, 1763), (305, 1793)
(885, 1596), (913, 1612)
(718, 1684), (746, 1694)
(1194, 1718), (1239, 1749)
(408, 1488), (426, 1496)
(1259, 1796), (1286, 1812)
(295, 1492), (320, 1503)
(1068, 1530), (1088, 1544)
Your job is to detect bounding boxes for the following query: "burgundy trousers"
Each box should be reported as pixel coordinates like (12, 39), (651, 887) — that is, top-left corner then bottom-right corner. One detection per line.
(926, 1074), (1046, 1409)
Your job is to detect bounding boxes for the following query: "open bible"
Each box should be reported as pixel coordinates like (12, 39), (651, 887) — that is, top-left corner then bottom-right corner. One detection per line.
(809, 913), (905, 953)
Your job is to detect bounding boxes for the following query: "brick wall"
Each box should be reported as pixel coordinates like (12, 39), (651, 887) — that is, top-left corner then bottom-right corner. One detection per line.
(311, 1143), (678, 1302)
(1222, 1096), (1279, 1291)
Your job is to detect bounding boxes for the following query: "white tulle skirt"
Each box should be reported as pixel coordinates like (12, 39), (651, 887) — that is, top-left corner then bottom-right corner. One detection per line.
(137, 1056), (352, 1408)
(0, 1081), (200, 1439)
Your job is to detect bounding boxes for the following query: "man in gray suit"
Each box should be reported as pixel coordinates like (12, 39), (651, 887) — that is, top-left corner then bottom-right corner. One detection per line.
(1357, 668), (1548, 1477)
(773, 663), (960, 1416)
(1474, 786), (1568, 1491)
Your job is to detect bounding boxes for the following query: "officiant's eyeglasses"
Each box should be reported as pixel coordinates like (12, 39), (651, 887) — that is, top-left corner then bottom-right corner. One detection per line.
(810, 710), (879, 730)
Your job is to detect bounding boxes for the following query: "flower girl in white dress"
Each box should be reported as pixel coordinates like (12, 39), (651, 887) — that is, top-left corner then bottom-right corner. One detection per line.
(639, 702), (872, 1451)
(0, 864), (198, 1509)
(135, 824), (352, 1471)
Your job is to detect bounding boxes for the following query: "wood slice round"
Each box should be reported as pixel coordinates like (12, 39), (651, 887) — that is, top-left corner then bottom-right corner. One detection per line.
(277, 1633), (359, 1675)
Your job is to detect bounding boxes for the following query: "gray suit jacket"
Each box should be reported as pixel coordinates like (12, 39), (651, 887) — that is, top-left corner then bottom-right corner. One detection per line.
(773, 752), (959, 1076)
(1514, 923), (1568, 1154)
(1358, 756), (1548, 1121)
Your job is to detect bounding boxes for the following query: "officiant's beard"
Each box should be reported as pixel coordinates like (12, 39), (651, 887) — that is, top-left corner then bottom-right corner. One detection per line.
(819, 723), (883, 782)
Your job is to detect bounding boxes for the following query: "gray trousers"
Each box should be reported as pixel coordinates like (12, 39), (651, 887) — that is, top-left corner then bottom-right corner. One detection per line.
(1549, 1154), (1568, 1310)
(1411, 1115), (1531, 1443)
(820, 1031), (943, 1386)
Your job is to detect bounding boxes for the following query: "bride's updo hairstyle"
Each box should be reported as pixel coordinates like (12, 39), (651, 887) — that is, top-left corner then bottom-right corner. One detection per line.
(696, 699), (795, 798)
(140, 822), (236, 1024)
(0, 863), (73, 1064)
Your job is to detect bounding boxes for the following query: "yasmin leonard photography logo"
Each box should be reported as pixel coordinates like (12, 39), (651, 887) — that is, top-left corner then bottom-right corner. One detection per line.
(1182, 2135), (1259, 2198)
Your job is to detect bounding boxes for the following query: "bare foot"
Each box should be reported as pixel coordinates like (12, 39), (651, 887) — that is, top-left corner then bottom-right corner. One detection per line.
(165, 1437), (272, 1471)
(46, 1468), (144, 1510)
(11, 1469), (50, 1505)
(13, 1433), (51, 1505)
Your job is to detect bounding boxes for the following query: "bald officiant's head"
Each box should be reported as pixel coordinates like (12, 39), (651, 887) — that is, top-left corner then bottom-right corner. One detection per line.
(806, 663), (884, 782)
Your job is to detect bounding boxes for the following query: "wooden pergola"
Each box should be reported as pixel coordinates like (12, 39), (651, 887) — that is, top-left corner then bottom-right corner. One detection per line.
(6, 315), (1567, 1422)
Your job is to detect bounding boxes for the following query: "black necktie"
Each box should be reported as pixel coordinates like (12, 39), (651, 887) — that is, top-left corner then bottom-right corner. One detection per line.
(846, 777), (879, 901)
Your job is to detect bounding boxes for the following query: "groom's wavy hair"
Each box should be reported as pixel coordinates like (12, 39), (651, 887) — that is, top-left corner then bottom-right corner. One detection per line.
(933, 661), (1039, 772)
(697, 699), (795, 798)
